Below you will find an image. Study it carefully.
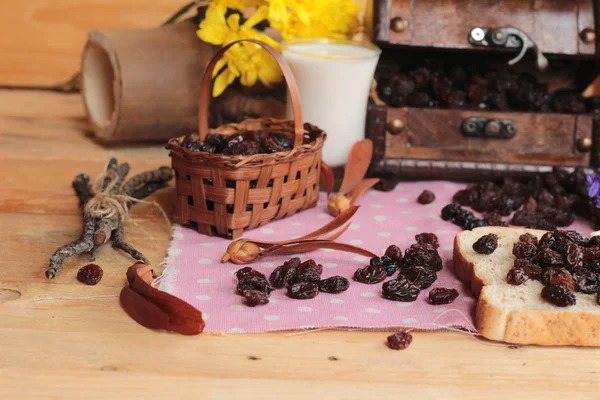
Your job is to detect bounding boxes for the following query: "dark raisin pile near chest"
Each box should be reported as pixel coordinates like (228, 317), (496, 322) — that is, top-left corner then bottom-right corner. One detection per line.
(443, 168), (600, 231)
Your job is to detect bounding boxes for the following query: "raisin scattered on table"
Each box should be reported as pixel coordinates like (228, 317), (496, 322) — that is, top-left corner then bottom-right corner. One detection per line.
(243, 290), (269, 307)
(541, 284), (576, 307)
(428, 287), (459, 305)
(417, 190), (436, 204)
(77, 264), (103, 285)
(382, 279), (420, 302)
(384, 245), (404, 263)
(387, 331), (413, 350)
(399, 265), (437, 289)
(287, 282), (319, 299)
(403, 243), (443, 271)
(237, 275), (273, 296)
(370, 256), (400, 277)
(472, 234), (498, 255)
(269, 257), (300, 288)
(353, 265), (387, 284)
(549, 273), (575, 291)
(288, 260), (322, 284)
(483, 212), (508, 227)
(235, 267), (266, 281)
(415, 233), (439, 249)
(318, 276), (350, 294)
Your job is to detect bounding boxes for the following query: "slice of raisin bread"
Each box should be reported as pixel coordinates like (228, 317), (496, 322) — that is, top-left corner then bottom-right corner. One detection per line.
(454, 226), (600, 346)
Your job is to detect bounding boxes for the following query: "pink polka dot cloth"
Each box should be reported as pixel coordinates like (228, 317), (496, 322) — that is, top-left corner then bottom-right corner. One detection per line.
(159, 181), (593, 334)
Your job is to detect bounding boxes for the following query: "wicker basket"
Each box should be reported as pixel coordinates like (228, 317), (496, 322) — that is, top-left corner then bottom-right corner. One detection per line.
(166, 39), (327, 239)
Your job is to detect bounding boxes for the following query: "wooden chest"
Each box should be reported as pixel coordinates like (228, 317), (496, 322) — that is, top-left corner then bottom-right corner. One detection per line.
(365, 0), (600, 180)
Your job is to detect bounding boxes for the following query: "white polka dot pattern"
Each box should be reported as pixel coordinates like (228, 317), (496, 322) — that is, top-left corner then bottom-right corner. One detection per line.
(161, 182), (594, 334)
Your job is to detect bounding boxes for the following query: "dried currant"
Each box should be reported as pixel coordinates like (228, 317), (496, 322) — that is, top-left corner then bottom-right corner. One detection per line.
(77, 264), (103, 285)
(387, 331), (413, 350)
(353, 265), (387, 284)
(514, 259), (542, 280)
(541, 267), (570, 285)
(415, 233), (439, 249)
(403, 243), (443, 272)
(441, 203), (461, 221)
(472, 234), (498, 255)
(506, 268), (529, 285)
(289, 260), (322, 284)
(399, 265), (437, 290)
(382, 279), (420, 302)
(287, 282), (319, 299)
(243, 290), (269, 307)
(269, 257), (301, 288)
(563, 243), (583, 272)
(235, 267), (266, 281)
(512, 241), (537, 260)
(318, 276), (350, 294)
(519, 233), (538, 246)
(574, 271), (600, 294)
(541, 284), (576, 307)
(549, 273), (575, 291)
(384, 245), (403, 263)
(237, 275), (273, 296)
(428, 287), (459, 305)
(538, 247), (564, 268)
(417, 190), (436, 204)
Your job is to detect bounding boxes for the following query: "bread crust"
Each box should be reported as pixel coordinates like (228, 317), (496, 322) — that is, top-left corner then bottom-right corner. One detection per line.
(454, 227), (600, 346)
(453, 235), (485, 298)
(477, 287), (600, 346)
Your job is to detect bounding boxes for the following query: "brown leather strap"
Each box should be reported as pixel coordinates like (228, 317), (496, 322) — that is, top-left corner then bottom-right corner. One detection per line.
(198, 39), (304, 148)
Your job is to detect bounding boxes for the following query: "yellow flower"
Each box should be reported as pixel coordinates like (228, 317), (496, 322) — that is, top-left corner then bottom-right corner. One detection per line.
(198, 3), (283, 96)
(272, 0), (362, 40)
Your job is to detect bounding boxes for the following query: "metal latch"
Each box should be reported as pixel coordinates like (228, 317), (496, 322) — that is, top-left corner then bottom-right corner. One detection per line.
(461, 117), (517, 139)
(468, 27), (549, 71)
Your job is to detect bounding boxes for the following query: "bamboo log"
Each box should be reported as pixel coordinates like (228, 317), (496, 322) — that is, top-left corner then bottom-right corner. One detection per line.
(81, 20), (215, 142)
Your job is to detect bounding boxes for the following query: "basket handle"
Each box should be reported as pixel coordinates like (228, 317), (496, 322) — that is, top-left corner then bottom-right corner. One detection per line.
(198, 39), (304, 148)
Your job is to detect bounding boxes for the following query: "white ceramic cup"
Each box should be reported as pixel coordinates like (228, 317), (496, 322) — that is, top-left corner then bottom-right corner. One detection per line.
(282, 38), (381, 167)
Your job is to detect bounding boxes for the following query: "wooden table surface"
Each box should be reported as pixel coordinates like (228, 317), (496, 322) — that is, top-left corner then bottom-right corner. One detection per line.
(1, 89), (599, 399)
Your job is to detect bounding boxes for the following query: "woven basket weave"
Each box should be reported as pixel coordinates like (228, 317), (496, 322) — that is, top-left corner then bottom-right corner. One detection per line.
(166, 39), (327, 239)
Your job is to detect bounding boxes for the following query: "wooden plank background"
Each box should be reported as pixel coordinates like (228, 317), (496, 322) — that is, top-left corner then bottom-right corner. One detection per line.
(0, 0), (369, 86)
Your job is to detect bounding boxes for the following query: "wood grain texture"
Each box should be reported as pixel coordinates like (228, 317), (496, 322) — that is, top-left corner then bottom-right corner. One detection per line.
(2, 93), (600, 398)
(383, 107), (592, 167)
(376, 0), (593, 56)
(0, 0), (370, 87)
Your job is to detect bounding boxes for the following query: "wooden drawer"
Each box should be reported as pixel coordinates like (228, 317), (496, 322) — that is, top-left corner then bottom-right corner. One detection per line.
(372, 0), (596, 56)
(366, 104), (598, 180)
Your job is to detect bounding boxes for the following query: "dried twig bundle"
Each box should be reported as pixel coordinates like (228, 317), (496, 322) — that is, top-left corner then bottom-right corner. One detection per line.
(46, 158), (173, 278)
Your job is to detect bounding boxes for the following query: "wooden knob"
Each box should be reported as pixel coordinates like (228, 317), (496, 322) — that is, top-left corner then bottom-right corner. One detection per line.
(577, 137), (593, 152)
(387, 118), (405, 135)
(390, 17), (408, 33)
(580, 28), (596, 44)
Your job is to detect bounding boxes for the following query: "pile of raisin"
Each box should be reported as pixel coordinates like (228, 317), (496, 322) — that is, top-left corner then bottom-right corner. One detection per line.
(235, 258), (351, 306)
(375, 56), (587, 113)
(180, 127), (313, 155)
(353, 238), (447, 304)
(443, 168), (600, 231)
(235, 267), (273, 306)
(505, 229), (600, 307)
